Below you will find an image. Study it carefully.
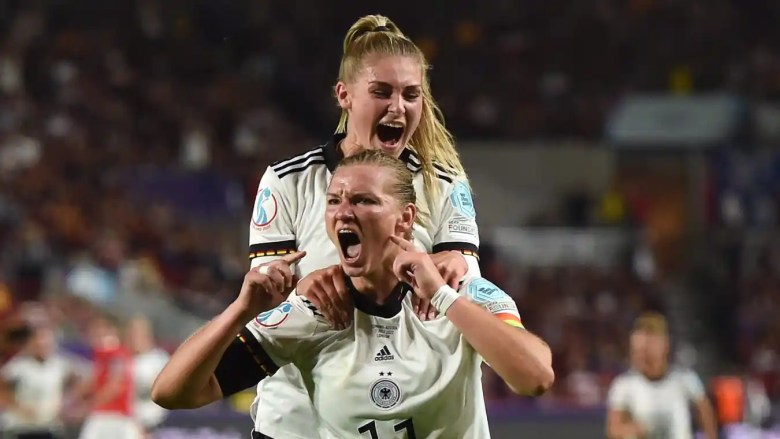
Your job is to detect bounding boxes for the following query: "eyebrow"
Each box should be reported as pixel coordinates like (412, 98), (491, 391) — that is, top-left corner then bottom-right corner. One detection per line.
(368, 81), (421, 90)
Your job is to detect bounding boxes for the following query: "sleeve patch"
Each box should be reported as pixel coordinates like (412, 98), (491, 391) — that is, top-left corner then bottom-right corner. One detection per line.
(252, 187), (279, 230)
(448, 220), (478, 238)
(467, 278), (506, 303)
(449, 181), (476, 219)
(254, 302), (293, 328)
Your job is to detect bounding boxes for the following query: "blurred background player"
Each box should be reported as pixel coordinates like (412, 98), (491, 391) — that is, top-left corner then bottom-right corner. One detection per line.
(0, 324), (82, 439)
(125, 316), (169, 437)
(78, 314), (140, 439)
(606, 312), (718, 439)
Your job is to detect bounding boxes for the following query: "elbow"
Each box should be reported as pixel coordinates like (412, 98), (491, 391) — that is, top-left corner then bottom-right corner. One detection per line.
(508, 364), (555, 397)
(150, 378), (191, 410)
(150, 382), (177, 409)
(535, 365), (556, 395)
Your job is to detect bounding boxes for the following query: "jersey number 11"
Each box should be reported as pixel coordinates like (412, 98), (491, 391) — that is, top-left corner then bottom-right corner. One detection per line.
(358, 418), (416, 439)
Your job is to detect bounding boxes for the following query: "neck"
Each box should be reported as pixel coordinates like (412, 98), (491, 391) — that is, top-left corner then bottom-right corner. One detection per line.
(351, 259), (402, 304)
(351, 275), (400, 304)
(339, 132), (363, 158)
(641, 362), (668, 380)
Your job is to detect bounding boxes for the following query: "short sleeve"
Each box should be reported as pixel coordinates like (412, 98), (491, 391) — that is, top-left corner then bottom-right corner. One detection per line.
(433, 179), (480, 255)
(241, 296), (322, 371)
(606, 376), (631, 410)
(460, 277), (523, 329)
(248, 167), (298, 269)
(0, 359), (21, 382)
(432, 178), (482, 278)
(681, 369), (706, 401)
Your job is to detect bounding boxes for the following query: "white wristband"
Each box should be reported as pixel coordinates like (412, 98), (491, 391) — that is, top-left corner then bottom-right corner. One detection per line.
(430, 285), (460, 315)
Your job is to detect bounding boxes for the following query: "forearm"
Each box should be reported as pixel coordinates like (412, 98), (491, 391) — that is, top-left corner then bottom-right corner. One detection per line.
(697, 400), (718, 439)
(152, 303), (251, 408)
(445, 296), (554, 395)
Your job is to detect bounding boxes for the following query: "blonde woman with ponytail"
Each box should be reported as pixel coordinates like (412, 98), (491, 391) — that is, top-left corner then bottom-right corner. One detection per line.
(208, 15), (481, 438)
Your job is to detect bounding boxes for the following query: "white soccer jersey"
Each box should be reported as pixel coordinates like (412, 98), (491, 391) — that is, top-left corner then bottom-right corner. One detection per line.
(0, 353), (74, 433)
(132, 348), (170, 429)
(240, 276), (523, 439)
(607, 367), (706, 439)
(247, 134), (481, 438)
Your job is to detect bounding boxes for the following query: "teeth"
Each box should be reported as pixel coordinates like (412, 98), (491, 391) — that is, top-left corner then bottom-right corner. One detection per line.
(338, 229), (355, 234)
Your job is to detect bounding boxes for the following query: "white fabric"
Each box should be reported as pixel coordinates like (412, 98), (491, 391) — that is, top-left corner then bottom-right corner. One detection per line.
(78, 413), (142, 439)
(607, 367), (706, 439)
(430, 284), (461, 314)
(246, 144), (482, 438)
(0, 354), (73, 433)
(244, 276), (521, 438)
(132, 348), (170, 429)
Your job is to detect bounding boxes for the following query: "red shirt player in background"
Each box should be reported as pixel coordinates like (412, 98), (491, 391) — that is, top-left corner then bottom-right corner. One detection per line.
(78, 314), (142, 439)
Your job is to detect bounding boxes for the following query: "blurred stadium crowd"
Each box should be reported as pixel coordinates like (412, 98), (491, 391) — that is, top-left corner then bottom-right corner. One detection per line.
(2, 0), (780, 436)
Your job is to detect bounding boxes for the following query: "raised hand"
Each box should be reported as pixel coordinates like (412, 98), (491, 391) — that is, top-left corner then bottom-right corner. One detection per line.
(235, 252), (306, 320)
(296, 265), (353, 330)
(390, 235), (446, 301)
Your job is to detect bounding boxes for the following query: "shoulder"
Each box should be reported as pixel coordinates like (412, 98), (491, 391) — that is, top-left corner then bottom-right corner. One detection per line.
(609, 370), (640, 390)
(459, 277), (509, 302)
(405, 149), (460, 184)
(248, 295), (328, 335)
(268, 145), (329, 181)
(669, 366), (701, 382)
(1, 356), (26, 375)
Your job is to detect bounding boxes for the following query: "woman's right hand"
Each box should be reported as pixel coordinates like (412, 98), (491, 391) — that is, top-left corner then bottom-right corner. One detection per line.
(296, 265), (353, 330)
(233, 252), (306, 321)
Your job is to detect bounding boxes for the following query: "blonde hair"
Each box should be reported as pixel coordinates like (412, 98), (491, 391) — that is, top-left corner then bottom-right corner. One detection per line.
(335, 14), (467, 205)
(632, 311), (669, 336)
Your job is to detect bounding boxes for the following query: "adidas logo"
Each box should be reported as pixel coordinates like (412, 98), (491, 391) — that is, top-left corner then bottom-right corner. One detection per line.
(374, 345), (395, 361)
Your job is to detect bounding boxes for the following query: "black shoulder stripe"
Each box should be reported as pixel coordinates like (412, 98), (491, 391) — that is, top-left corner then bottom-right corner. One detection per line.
(237, 328), (279, 376)
(273, 150), (325, 174)
(436, 171), (453, 183)
(249, 240), (297, 260)
(407, 150), (421, 166)
(276, 159), (327, 179)
(271, 147), (325, 171)
(433, 242), (479, 259)
(300, 298), (324, 317)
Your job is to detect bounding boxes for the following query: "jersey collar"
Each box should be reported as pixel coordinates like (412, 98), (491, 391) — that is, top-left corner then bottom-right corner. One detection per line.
(345, 276), (413, 318)
(323, 133), (416, 173)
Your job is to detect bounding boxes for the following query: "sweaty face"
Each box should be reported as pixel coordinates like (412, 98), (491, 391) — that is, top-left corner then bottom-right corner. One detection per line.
(339, 55), (423, 157)
(325, 165), (413, 278)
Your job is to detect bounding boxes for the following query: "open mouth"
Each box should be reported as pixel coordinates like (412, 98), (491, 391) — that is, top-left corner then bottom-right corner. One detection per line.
(376, 123), (404, 146)
(337, 229), (362, 263)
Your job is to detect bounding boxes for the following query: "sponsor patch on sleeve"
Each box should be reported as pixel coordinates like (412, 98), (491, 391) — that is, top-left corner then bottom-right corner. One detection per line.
(467, 278), (524, 328)
(449, 181), (476, 219)
(447, 219), (478, 238)
(252, 187), (278, 230)
(467, 278), (506, 303)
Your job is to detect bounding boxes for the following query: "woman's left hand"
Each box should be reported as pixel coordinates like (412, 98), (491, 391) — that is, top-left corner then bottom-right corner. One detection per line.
(391, 235), (447, 301)
(429, 251), (468, 289)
